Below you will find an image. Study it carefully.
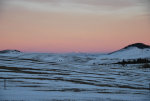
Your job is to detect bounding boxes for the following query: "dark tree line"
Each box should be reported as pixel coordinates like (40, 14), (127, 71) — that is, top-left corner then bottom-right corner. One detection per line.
(114, 58), (150, 66)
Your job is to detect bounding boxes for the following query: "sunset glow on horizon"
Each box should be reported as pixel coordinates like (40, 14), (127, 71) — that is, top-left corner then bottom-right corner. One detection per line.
(0, 0), (150, 53)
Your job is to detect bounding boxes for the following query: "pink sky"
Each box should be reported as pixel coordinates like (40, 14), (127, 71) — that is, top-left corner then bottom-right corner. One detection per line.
(0, 0), (150, 53)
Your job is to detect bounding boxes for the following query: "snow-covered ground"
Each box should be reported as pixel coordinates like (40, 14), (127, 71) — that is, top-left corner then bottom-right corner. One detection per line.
(0, 48), (150, 101)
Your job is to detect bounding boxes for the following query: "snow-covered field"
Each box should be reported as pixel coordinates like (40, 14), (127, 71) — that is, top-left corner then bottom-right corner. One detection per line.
(0, 49), (150, 101)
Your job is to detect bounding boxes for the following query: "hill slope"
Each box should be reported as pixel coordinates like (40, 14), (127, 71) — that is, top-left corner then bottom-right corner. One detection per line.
(88, 43), (150, 65)
(108, 43), (150, 59)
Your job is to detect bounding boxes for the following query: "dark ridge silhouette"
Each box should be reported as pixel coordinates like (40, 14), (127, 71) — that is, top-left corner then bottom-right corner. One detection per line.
(123, 43), (150, 49)
(109, 43), (150, 54)
(0, 49), (21, 53)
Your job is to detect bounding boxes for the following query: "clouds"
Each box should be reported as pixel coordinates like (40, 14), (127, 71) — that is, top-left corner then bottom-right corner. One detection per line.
(67, 0), (138, 9)
(2, 0), (148, 12)
(0, 0), (6, 12)
(19, 0), (148, 10)
(1, 0), (149, 19)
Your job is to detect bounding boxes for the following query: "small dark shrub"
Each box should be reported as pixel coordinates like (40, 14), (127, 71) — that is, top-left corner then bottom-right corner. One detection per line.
(140, 63), (150, 68)
(115, 58), (150, 65)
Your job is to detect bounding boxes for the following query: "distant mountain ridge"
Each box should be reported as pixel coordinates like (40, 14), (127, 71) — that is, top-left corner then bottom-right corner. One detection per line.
(0, 49), (21, 53)
(123, 43), (150, 49)
(109, 43), (150, 55)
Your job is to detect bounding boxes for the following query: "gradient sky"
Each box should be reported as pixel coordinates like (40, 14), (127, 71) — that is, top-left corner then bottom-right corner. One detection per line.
(0, 0), (150, 53)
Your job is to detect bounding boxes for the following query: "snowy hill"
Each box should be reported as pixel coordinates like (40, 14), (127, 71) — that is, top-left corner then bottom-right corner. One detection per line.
(123, 43), (150, 49)
(0, 49), (22, 56)
(108, 43), (150, 59)
(88, 43), (150, 65)
(0, 49), (21, 54)
(0, 43), (150, 65)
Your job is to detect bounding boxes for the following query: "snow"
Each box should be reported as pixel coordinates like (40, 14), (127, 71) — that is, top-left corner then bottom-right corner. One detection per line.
(1, 47), (150, 66)
(0, 48), (150, 101)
